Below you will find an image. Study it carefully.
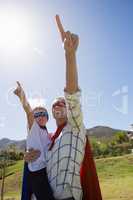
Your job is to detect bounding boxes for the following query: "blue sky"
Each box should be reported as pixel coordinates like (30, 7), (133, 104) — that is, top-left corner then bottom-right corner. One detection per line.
(0, 0), (133, 139)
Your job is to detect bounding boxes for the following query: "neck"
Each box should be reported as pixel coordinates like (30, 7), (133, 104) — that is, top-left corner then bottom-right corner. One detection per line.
(39, 125), (46, 129)
(56, 118), (67, 127)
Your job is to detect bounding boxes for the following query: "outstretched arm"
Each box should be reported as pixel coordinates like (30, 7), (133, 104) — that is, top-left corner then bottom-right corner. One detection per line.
(55, 15), (79, 94)
(55, 15), (83, 131)
(14, 82), (34, 130)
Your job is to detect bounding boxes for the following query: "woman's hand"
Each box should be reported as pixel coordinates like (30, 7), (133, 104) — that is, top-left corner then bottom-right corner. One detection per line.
(24, 148), (41, 163)
(55, 15), (79, 53)
(55, 15), (79, 94)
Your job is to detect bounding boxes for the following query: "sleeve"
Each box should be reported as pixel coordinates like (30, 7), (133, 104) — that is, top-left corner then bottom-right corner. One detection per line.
(64, 90), (83, 132)
(27, 120), (36, 135)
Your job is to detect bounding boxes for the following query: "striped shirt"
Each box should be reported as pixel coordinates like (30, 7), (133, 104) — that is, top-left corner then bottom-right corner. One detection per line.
(46, 91), (86, 200)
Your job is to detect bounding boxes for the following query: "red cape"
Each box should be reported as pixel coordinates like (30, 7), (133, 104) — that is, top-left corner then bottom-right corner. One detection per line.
(80, 136), (102, 200)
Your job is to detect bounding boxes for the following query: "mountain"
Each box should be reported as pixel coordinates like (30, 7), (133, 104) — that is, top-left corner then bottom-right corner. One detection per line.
(0, 126), (128, 151)
(0, 138), (26, 152)
(86, 126), (127, 138)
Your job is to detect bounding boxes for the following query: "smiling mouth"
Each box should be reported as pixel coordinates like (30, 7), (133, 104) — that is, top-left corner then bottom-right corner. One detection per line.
(55, 111), (61, 114)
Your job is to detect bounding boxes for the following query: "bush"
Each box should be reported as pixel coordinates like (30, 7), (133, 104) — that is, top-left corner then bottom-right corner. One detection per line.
(90, 132), (132, 158)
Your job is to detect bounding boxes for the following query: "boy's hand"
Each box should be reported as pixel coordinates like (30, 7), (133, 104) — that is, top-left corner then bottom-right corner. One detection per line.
(14, 81), (25, 99)
(13, 82), (33, 129)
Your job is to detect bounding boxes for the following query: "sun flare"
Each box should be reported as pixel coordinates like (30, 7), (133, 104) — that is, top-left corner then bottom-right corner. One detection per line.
(0, 9), (32, 53)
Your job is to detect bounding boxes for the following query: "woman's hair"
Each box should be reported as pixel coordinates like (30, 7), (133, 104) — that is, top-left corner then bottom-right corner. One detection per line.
(52, 97), (66, 108)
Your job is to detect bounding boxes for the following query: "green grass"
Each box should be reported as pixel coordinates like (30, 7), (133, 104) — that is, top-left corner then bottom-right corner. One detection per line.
(96, 154), (133, 200)
(1, 154), (133, 200)
(0, 160), (23, 200)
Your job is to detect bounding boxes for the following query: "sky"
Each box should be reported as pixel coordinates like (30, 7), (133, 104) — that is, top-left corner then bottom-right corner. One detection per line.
(0, 0), (133, 140)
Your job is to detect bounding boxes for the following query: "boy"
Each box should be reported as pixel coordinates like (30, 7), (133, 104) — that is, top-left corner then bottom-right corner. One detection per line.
(14, 82), (54, 200)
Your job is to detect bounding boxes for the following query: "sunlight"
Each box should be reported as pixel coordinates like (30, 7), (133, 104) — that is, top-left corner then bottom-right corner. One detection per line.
(0, 9), (32, 54)
(28, 98), (47, 109)
(0, 7), (39, 69)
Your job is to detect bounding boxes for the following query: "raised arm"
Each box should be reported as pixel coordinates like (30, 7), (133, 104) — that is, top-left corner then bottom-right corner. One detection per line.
(14, 81), (34, 130)
(55, 15), (79, 94)
(55, 15), (83, 131)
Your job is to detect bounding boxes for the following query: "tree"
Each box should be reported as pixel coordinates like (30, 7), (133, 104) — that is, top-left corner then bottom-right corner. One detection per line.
(114, 131), (129, 144)
(0, 152), (9, 200)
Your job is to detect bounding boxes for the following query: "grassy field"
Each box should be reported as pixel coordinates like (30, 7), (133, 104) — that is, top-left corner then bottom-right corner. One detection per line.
(0, 160), (23, 200)
(96, 154), (133, 200)
(0, 154), (133, 200)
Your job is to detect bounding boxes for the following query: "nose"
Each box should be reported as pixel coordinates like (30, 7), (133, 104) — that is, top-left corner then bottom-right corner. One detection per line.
(37, 116), (45, 121)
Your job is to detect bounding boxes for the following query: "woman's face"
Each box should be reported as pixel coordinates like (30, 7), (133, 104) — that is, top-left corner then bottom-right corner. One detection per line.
(33, 108), (48, 127)
(52, 101), (67, 120)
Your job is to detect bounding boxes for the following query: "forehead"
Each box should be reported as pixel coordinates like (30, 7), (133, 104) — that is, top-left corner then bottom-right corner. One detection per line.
(53, 100), (66, 105)
(33, 107), (46, 113)
(53, 97), (65, 103)
(52, 102), (66, 111)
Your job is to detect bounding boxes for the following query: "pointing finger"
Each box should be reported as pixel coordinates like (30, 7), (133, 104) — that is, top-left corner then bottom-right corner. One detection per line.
(16, 81), (21, 87)
(55, 15), (66, 42)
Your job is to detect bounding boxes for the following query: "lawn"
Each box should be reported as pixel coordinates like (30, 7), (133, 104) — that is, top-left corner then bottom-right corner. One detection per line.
(1, 154), (133, 200)
(96, 154), (133, 200)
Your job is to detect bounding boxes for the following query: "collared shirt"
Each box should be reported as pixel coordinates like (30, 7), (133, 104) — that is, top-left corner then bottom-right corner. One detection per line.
(46, 91), (86, 200)
(27, 121), (51, 172)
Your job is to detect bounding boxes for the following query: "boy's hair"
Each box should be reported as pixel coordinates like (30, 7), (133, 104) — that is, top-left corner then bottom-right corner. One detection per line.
(33, 106), (47, 112)
(33, 106), (49, 120)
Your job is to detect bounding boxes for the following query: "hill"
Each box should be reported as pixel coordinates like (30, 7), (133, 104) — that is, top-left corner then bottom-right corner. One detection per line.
(0, 126), (129, 151)
(86, 126), (127, 138)
(0, 138), (26, 152)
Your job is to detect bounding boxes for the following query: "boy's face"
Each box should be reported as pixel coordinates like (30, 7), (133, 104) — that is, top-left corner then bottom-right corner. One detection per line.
(33, 108), (48, 127)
